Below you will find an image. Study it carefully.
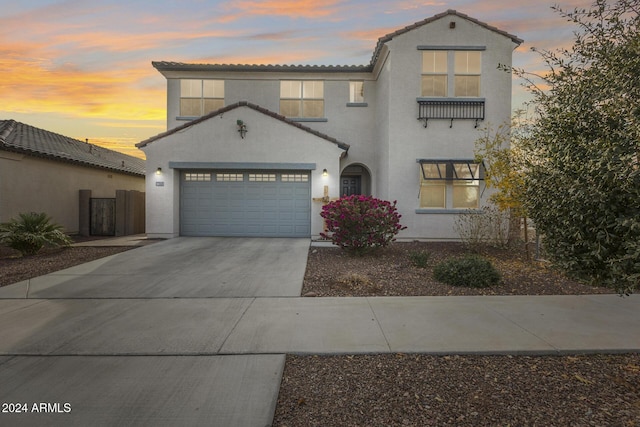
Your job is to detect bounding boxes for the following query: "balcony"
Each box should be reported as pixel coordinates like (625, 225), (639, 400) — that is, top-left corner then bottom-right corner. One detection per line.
(417, 98), (485, 128)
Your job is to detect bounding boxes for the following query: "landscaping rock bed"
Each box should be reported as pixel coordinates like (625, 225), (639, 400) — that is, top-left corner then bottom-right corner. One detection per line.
(274, 242), (638, 426)
(0, 245), (133, 288)
(302, 242), (611, 297)
(275, 353), (640, 426)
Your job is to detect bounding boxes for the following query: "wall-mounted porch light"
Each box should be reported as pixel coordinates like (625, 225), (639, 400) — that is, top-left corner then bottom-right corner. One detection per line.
(156, 167), (162, 175)
(237, 119), (248, 139)
(322, 168), (328, 177)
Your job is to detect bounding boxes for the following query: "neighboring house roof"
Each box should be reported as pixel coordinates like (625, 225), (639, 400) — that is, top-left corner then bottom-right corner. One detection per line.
(136, 101), (350, 152)
(0, 120), (145, 176)
(153, 10), (523, 74)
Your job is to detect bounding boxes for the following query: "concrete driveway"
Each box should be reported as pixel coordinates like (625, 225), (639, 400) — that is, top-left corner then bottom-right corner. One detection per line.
(0, 237), (310, 298)
(0, 237), (310, 426)
(2, 237), (639, 426)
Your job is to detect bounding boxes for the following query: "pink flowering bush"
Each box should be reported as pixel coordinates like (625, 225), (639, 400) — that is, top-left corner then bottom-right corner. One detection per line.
(320, 195), (406, 255)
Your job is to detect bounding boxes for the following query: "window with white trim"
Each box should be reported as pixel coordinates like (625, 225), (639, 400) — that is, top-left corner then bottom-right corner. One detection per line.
(420, 50), (482, 98)
(280, 81), (324, 118)
(349, 81), (364, 103)
(452, 163), (481, 208)
(419, 161), (481, 209)
(421, 51), (448, 97)
(180, 79), (224, 116)
(454, 51), (481, 97)
(419, 163), (447, 208)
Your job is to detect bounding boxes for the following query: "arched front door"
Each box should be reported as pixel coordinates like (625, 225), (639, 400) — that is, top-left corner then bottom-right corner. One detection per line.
(340, 164), (371, 197)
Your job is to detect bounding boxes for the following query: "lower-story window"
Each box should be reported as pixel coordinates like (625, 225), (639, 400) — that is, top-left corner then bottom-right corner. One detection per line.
(419, 160), (481, 209)
(419, 163), (447, 208)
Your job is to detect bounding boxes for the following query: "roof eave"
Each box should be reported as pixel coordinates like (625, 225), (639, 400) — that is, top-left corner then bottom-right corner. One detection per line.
(152, 62), (372, 74)
(369, 9), (523, 67)
(137, 101), (350, 152)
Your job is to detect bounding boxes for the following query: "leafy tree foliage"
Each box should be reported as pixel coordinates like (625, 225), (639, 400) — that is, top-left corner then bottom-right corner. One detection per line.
(474, 115), (532, 251)
(515, 0), (639, 294)
(475, 116), (528, 219)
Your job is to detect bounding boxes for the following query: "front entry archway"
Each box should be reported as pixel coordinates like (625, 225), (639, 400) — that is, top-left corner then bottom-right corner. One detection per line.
(340, 164), (372, 197)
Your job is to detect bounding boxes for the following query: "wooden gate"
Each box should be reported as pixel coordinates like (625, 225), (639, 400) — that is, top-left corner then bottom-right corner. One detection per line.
(90, 198), (116, 236)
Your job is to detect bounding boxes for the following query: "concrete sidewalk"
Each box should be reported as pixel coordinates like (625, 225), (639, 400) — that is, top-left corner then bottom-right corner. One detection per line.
(0, 237), (638, 426)
(1, 295), (638, 356)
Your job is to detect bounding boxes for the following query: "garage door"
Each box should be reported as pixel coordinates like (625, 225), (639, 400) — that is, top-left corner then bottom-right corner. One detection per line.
(180, 171), (311, 237)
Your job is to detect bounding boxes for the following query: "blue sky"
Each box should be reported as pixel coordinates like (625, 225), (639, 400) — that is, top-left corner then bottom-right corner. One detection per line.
(0, 0), (593, 157)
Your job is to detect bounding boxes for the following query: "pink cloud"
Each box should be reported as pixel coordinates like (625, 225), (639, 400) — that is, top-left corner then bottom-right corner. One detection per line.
(384, 0), (447, 13)
(224, 0), (345, 19)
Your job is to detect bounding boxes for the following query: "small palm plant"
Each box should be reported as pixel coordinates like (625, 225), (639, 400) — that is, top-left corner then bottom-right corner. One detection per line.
(0, 212), (72, 256)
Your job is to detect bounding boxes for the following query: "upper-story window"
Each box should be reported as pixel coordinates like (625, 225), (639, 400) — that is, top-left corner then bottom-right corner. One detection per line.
(421, 51), (448, 97)
(180, 79), (224, 116)
(454, 51), (481, 97)
(280, 80), (324, 118)
(420, 50), (482, 98)
(349, 81), (365, 103)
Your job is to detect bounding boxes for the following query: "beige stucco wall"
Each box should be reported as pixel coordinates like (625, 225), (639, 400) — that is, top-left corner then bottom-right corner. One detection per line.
(378, 14), (517, 240)
(164, 73), (379, 192)
(155, 13), (518, 240)
(0, 151), (145, 234)
(141, 105), (347, 239)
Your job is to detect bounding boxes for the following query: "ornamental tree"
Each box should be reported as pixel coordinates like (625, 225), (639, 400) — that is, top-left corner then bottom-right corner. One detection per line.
(320, 195), (406, 255)
(474, 114), (531, 250)
(475, 114), (529, 219)
(513, 0), (640, 294)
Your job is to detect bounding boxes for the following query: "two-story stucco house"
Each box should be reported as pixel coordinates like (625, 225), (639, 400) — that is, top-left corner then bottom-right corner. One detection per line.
(137, 10), (522, 240)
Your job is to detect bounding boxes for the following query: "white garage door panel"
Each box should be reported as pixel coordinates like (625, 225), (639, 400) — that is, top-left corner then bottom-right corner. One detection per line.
(181, 170), (310, 237)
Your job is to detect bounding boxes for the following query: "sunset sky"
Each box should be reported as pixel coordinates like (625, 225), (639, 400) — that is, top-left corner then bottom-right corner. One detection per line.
(1, 0), (593, 158)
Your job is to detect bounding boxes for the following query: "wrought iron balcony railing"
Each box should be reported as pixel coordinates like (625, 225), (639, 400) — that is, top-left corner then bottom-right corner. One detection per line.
(417, 98), (485, 128)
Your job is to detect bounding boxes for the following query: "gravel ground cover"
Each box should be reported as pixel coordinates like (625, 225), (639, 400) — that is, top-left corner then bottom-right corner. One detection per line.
(274, 242), (638, 426)
(1, 239), (637, 425)
(274, 353), (640, 426)
(0, 241), (133, 288)
(301, 242), (611, 297)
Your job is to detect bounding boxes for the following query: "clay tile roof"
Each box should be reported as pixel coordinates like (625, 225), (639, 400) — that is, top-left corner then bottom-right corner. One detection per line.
(0, 120), (145, 176)
(152, 62), (372, 72)
(153, 10), (522, 74)
(370, 9), (523, 65)
(136, 101), (350, 152)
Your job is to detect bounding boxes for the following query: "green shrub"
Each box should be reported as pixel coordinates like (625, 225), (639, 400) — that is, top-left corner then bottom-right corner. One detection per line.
(409, 250), (431, 269)
(433, 255), (501, 288)
(0, 212), (72, 256)
(320, 195), (406, 255)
